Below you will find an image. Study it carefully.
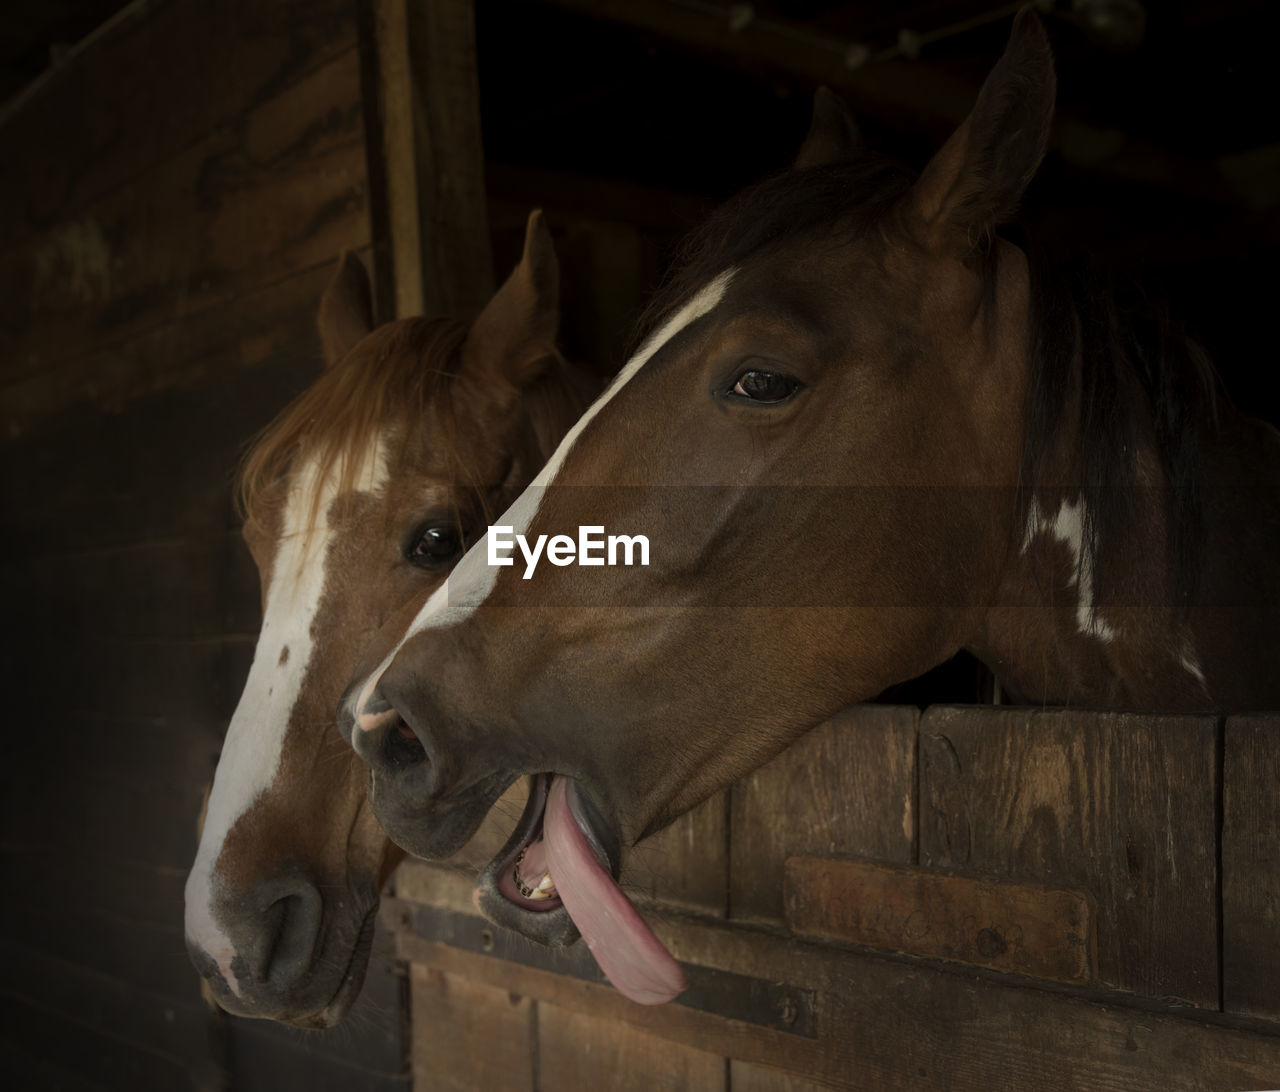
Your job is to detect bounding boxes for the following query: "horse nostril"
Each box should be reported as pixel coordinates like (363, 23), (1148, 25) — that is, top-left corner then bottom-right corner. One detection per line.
(259, 879), (322, 991)
(382, 718), (427, 767)
(351, 687), (429, 771)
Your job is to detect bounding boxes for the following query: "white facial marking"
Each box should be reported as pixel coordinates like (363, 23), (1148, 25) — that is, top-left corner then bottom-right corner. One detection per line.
(184, 439), (387, 993)
(349, 270), (735, 722)
(1023, 495), (1117, 642)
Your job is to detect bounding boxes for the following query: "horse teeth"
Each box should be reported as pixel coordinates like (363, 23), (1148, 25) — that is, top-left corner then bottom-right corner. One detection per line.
(520, 871), (556, 900)
(513, 852), (557, 900)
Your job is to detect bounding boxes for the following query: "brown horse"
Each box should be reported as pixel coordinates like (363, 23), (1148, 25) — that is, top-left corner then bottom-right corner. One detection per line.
(183, 212), (594, 1026)
(339, 12), (1280, 1005)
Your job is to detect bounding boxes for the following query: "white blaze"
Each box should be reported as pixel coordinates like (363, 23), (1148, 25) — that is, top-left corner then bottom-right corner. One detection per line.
(184, 441), (386, 992)
(349, 270), (735, 721)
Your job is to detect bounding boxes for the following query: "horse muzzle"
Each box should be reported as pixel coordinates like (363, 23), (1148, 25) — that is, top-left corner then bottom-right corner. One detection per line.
(184, 867), (376, 1026)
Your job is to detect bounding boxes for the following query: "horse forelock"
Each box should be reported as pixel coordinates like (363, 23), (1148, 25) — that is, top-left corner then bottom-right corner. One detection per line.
(238, 317), (470, 541)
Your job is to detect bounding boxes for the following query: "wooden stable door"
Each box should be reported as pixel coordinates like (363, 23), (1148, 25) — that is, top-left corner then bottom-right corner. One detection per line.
(390, 705), (1280, 1090)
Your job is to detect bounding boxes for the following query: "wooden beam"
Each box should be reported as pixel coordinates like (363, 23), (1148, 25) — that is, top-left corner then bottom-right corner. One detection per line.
(536, 0), (1236, 207)
(784, 856), (1098, 986)
(365, 0), (493, 321)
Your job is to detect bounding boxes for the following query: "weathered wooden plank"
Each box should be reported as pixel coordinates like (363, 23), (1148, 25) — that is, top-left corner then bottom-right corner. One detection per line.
(0, 995), (195, 1092)
(0, 939), (212, 1069)
(394, 899), (1280, 1091)
(3, 531), (254, 643)
(397, 934), (825, 1082)
(729, 1061), (831, 1092)
(0, 248), (343, 444)
(622, 792), (729, 917)
(537, 1002), (726, 1091)
(410, 965), (534, 1092)
(0, 1036), (109, 1092)
(7, 767), (207, 875)
(228, 1036), (410, 1092)
(730, 705), (918, 924)
(918, 706), (1220, 1007)
(3, 848), (188, 933)
(1223, 713), (1280, 1021)
(785, 856), (1097, 985)
(0, 0), (360, 251)
(0, 898), (202, 1005)
(368, 0), (491, 319)
(394, 860), (480, 913)
(0, 48), (368, 384)
(4, 635), (253, 724)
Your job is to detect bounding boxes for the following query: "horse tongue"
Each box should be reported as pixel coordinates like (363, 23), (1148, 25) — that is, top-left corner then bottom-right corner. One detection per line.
(543, 775), (687, 1005)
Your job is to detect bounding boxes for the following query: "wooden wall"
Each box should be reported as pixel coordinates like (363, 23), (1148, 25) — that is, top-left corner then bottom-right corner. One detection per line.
(0, 1), (408, 1087)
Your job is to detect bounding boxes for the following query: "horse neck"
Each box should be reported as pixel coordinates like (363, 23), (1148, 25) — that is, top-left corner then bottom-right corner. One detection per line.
(970, 307), (1213, 711)
(973, 313), (1280, 712)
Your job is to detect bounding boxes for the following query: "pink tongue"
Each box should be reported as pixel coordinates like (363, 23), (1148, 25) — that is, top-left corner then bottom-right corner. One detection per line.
(543, 775), (687, 1005)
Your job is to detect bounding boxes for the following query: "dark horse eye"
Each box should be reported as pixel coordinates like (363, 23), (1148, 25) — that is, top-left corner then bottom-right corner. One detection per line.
(408, 524), (466, 568)
(730, 370), (803, 404)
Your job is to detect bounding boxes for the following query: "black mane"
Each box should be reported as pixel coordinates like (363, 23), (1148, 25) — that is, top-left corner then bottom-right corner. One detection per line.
(634, 157), (1217, 606)
(1023, 243), (1217, 608)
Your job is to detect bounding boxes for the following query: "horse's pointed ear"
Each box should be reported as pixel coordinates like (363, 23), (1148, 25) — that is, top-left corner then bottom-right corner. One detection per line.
(907, 8), (1055, 250)
(461, 209), (560, 388)
(317, 251), (374, 368)
(794, 87), (862, 169)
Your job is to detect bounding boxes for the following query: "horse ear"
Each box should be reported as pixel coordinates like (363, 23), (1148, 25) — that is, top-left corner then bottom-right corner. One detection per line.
(907, 8), (1055, 250)
(794, 87), (862, 169)
(317, 252), (374, 368)
(461, 209), (560, 388)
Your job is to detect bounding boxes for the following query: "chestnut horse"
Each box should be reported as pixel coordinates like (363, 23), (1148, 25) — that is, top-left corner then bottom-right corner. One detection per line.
(183, 213), (594, 1026)
(340, 13), (1280, 1005)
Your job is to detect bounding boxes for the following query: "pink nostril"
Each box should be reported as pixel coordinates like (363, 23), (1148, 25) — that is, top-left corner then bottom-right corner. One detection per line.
(357, 706), (400, 735)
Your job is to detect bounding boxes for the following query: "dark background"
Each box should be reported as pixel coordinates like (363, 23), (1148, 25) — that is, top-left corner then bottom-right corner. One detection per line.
(1, 1), (1276, 1088)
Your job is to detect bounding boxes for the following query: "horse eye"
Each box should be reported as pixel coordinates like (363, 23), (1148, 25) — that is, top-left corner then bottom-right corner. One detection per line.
(408, 524), (466, 568)
(730, 370), (803, 404)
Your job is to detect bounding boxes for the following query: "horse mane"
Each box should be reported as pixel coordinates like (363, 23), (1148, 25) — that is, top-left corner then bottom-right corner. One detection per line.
(239, 317), (594, 536)
(1021, 244), (1219, 610)
(633, 156), (1220, 609)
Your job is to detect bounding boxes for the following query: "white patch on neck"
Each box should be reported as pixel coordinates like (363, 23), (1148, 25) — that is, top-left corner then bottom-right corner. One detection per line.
(1023, 495), (1117, 642)
(348, 270), (735, 722)
(184, 438), (387, 993)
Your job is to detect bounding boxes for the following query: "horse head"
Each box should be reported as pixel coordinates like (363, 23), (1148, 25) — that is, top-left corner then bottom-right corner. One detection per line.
(183, 212), (593, 1025)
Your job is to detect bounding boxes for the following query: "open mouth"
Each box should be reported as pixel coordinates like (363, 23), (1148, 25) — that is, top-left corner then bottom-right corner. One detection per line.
(476, 773), (687, 1006)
